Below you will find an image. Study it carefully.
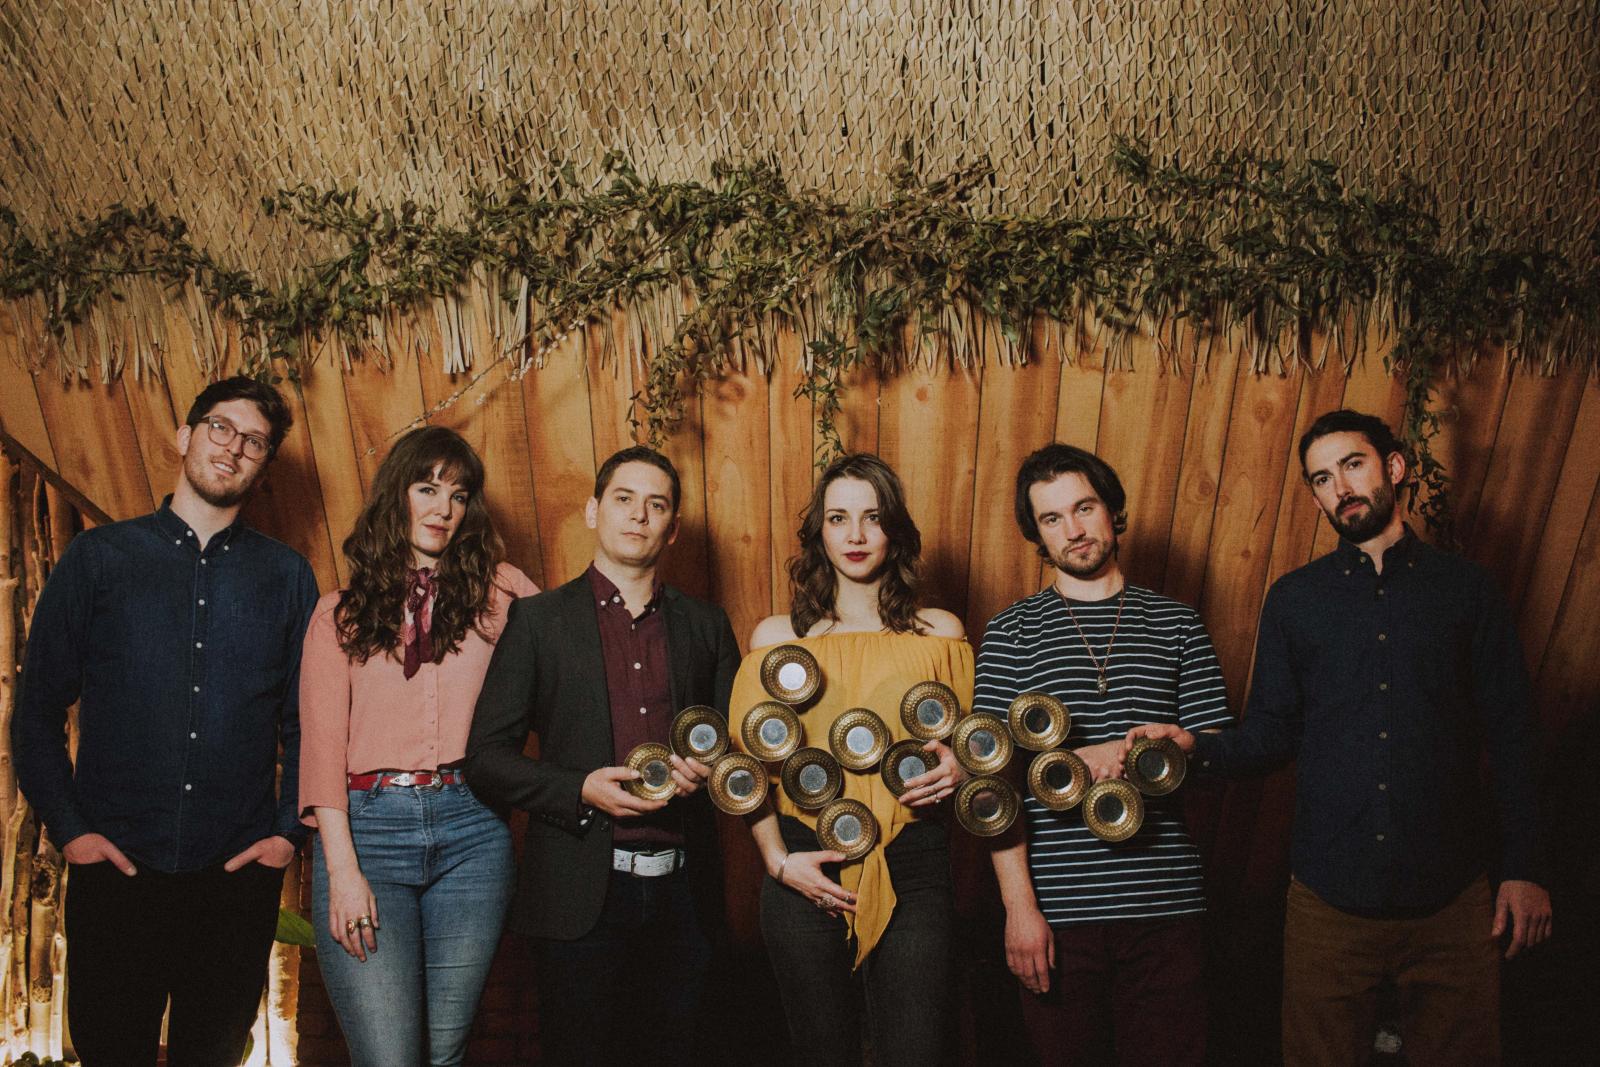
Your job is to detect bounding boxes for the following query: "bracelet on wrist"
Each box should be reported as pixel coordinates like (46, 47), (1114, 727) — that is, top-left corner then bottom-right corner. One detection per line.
(774, 853), (790, 885)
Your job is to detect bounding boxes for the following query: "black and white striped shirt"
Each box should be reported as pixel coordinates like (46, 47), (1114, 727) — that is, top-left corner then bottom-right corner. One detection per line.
(975, 585), (1233, 925)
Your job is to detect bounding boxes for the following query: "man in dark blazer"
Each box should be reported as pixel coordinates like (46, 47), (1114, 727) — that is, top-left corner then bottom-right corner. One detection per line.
(465, 445), (740, 1066)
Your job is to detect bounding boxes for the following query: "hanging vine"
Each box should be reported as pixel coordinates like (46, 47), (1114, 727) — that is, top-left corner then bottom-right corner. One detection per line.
(3, 140), (1597, 538)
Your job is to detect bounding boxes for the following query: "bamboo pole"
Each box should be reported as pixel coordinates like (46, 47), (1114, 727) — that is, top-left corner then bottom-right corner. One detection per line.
(26, 834), (62, 1052)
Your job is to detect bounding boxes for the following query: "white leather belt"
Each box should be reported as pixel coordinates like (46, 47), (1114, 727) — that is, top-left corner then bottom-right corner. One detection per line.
(611, 848), (687, 877)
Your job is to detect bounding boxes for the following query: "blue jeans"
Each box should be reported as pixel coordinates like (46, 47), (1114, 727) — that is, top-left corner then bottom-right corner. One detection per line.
(761, 817), (955, 1067)
(312, 780), (514, 1066)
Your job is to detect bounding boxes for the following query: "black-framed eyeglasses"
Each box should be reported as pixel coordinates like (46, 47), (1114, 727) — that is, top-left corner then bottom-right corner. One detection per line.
(197, 416), (271, 461)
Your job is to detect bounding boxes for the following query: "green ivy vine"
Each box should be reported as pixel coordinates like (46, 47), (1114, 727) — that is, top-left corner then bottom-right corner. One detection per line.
(2, 140), (1597, 540)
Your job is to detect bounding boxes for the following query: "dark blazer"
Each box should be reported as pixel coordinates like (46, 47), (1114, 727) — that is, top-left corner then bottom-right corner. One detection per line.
(464, 572), (740, 940)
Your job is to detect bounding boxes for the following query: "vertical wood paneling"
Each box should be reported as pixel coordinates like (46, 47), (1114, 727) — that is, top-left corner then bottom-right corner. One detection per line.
(1094, 335), (1191, 589)
(340, 326), (427, 489)
(702, 362), (772, 648)
(877, 360), (981, 618)
(118, 363), (181, 507)
(1163, 338), (1244, 608)
(1517, 377), (1600, 668)
(32, 372), (153, 520)
(767, 326), (814, 620)
(522, 332), (598, 588)
(586, 313), (641, 466)
(1432, 353), (1513, 540)
(833, 359), (881, 458)
(0, 308), (56, 467)
(295, 342), (366, 589)
(654, 384), (712, 602)
(1259, 354), (1352, 591)
(240, 360), (339, 588)
(966, 349), (1062, 635)
(1534, 472), (1600, 745)
(416, 326), (544, 587)
(1199, 365), (1303, 697)
(1467, 372), (1588, 606)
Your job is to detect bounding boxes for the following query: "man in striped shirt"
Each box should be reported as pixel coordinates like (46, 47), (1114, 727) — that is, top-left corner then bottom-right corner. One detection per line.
(979, 444), (1231, 1066)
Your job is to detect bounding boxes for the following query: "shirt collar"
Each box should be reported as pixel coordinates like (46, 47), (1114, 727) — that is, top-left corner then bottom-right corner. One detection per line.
(155, 495), (245, 550)
(1336, 523), (1418, 573)
(586, 562), (664, 614)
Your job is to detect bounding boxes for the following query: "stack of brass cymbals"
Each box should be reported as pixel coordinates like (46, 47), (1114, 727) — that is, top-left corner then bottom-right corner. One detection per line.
(995, 690), (1191, 843)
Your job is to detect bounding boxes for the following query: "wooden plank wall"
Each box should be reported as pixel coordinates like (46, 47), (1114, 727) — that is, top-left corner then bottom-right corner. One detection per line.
(3, 302), (1596, 1061)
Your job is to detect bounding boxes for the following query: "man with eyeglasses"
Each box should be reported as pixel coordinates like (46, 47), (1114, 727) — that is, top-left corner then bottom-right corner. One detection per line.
(13, 376), (320, 1066)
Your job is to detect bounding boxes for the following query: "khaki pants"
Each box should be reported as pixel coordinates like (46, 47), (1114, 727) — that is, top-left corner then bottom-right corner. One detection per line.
(1282, 876), (1500, 1066)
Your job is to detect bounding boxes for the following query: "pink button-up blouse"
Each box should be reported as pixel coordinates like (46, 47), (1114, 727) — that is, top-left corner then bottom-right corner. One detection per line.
(297, 562), (539, 825)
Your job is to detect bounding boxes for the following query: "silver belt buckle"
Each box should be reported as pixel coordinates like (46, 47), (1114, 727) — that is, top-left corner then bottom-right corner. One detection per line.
(388, 772), (416, 787)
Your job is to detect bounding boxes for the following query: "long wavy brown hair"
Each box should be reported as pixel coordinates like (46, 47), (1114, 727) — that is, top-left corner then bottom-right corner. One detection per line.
(335, 427), (506, 664)
(788, 453), (925, 637)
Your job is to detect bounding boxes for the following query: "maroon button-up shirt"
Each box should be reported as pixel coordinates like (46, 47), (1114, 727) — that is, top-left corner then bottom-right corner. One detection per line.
(588, 564), (682, 847)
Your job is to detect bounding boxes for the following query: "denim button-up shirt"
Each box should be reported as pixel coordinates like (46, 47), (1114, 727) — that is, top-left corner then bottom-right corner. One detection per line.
(13, 500), (318, 872)
(1193, 529), (1543, 912)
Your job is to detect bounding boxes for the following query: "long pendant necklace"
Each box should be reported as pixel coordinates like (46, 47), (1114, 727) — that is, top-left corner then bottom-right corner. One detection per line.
(1056, 584), (1126, 696)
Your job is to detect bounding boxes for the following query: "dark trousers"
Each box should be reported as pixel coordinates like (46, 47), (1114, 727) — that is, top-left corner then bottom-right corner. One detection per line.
(760, 818), (954, 1067)
(1283, 876), (1500, 1066)
(1018, 913), (1207, 1067)
(65, 859), (283, 1067)
(533, 866), (712, 1067)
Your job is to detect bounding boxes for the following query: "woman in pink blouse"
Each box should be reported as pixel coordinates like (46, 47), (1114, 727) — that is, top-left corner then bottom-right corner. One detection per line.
(299, 426), (537, 1065)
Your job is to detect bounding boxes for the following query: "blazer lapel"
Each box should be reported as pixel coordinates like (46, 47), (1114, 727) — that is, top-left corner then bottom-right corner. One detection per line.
(664, 587), (693, 713)
(558, 577), (614, 754)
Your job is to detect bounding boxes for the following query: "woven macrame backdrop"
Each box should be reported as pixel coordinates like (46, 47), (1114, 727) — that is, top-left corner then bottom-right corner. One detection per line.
(1, 3), (1597, 1064)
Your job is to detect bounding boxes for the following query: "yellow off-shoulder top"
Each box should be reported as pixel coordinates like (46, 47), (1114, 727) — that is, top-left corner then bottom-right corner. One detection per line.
(729, 631), (975, 967)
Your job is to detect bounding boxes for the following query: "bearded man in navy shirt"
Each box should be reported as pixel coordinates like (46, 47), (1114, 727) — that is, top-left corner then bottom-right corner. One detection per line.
(1134, 409), (1551, 1065)
(13, 376), (318, 1066)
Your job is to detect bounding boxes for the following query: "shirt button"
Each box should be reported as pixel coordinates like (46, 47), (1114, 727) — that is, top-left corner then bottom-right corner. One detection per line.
(1377, 588), (1385, 596)
(186, 530), (193, 537)
(193, 685), (200, 693)
(223, 545), (230, 551)
(1377, 633), (1387, 641)
(1375, 833), (1385, 841)
(639, 706), (647, 715)
(1343, 569), (1351, 576)
(1379, 682), (1389, 691)
(633, 662), (641, 670)
(200, 559), (208, 566)
(184, 784), (193, 792)
(1378, 783), (1387, 791)
(195, 641), (203, 649)
(1378, 731), (1388, 740)
(198, 598), (205, 606)
(174, 539), (182, 545)
(190, 732), (197, 739)
(612, 596), (620, 604)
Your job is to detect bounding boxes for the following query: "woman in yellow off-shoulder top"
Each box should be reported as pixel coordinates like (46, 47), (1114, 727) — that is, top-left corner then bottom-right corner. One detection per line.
(730, 453), (974, 1067)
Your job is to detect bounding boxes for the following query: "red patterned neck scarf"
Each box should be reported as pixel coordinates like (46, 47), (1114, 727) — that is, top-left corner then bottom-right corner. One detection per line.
(401, 567), (435, 679)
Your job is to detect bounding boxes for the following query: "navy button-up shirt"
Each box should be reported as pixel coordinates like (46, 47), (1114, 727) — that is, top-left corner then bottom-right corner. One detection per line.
(1193, 528), (1543, 913)
(13, 500), (318, 872)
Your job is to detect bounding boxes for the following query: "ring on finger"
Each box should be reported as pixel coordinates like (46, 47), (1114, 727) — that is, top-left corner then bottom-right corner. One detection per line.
(355, 915), (373, 929)
(345, 919), (357, 933)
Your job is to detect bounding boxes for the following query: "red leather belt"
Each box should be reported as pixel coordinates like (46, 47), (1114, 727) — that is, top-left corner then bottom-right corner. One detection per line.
(346, 769), (464, 790)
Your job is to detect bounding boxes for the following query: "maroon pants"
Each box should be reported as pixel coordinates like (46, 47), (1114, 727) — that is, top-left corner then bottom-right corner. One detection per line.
(1018, 914), (1206, 1067)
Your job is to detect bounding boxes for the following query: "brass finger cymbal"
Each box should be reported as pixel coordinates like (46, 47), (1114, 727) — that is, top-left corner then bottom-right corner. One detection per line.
(951, 713), (1013, 776)
(1028, 749), (1091, 811)
(670, 705), (729, 765)
(623, 742), (677, 802)
(881, 739), (938, 797)
(1007, 692), (1071, 751)
(741, 701), (804, 763)
(829, 708), (891, 771)
(760, 644), (822, 704)
(1082, 779), (1144, 843)
(899, 681), (961, 741)
(780, 748), (843, 809)
(1125, 737), (1187, 796)
(709, 752), (769, 815)
(954, 775), (1021, 837)
(815, 798), (878, 861)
